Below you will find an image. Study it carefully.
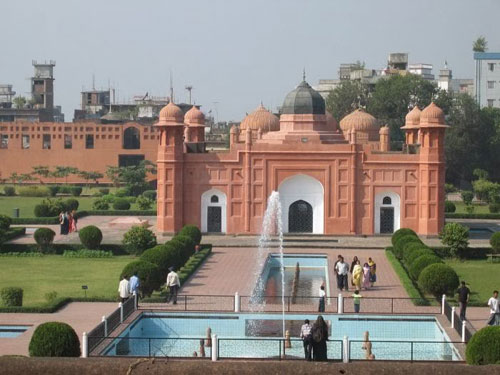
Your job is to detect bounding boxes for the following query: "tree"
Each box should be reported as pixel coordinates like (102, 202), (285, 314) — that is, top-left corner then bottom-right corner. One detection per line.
(78, 171), (103, 187)
(54, 166), (79, 184)
(13, 96), (26, 109)
(18, 173), (35, 184)
(440, 223), (469, 259)
(32, 166), (50, 184)
(106, 166), (121, 187)
(325, 80), (369, 121)
(473, 36), (488, 52)
(9, 173), (19, 185)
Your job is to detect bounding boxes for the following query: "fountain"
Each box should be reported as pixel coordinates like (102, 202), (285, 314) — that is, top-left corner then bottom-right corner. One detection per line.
(249, 191), (286, 338)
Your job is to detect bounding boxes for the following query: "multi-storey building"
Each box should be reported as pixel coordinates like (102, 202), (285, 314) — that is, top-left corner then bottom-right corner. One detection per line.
(474, 52), (500, 108)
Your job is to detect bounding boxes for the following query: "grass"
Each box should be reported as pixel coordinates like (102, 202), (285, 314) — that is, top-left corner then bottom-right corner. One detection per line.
(452, 201), (490, 214)
(0, 255), (134, 307)
(445, 259), (500, 305)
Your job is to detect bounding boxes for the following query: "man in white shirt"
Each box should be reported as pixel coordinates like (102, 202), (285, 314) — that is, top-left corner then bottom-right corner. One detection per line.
(118, 276), (130, 303)
(166, 267), (181, 305)
(487, 290), (499, 326)
(335, 257), (350, 291)
(300, 319), (313, 360)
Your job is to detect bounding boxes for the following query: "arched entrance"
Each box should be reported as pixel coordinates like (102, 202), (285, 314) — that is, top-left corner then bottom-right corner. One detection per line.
(374, 192), (400, 234)
(201, 189), (226, 233)
(288, 200), (313, 233)
(278, 174), (324, 234)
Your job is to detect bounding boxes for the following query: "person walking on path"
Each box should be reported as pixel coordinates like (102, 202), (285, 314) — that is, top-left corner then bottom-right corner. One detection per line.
(350, 256), (359, 286)
(318, 285), (326, 312)
(352, 261), (362, 291)
(300, 319), (313, 361)
(368, 258), (377, 288)
(487, 290), (499, 326)
(334, 255), (342, 290)
(362, 262), (371, 290)
(118, 275), (130, 303)
(311, 315), (329, 361)
(166, 267), (181, 304)
(353, 290), (362, 313)
(129, 272), (140, 307)
(335, 257), (349, 291)
(457, 281), (470, 321)
(70, 209), (78, 232)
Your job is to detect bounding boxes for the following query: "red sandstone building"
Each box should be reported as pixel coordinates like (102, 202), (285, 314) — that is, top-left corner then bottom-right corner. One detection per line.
(155, 80), (448, 236)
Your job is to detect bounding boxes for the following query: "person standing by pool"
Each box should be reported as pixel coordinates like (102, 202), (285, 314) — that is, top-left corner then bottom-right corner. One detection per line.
(362, 262), (371, 290)
(118, 275), (130, 303)
(334, 254), (342, 290)
(335, 256), (349, 291)
(300, 319), (313, 360)
(368, 258), (377, 288)
(457, 281), (470, 321)
(352, 260), (362, 291)
(129, 272), (140, 307)
(311, 315), (329, 361)
(487, 290), (499, 326)
(352, 290), (362, 313)
(166, 267), (181, 304)
(318, 285), (326, 312)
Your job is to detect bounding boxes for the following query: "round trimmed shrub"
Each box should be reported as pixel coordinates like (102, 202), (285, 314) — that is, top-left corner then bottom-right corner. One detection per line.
(418, 263), (459, 297)
(3, 186), (15, 196)
(34, 203), (51, 217)
(179, 225), (202, 245)
(92, 198), (109, 210)
(393, 234), (422, 259)
(47, 185), (59, 197)
(120, 260), (162, 297)
(0, 287), (23, 307)
(489, 203), (500, 213)
(143, 190), (157, 200)
(70, 186), (82, 197)
(172, 235), (196, 262)
(29, 322), (80, 357)
(65, 198), (79, 211)
(79, 225), (103, 249)
(0, 214), (11, 231)
(409, 255), (443, 280)
(122, 226), (157, 255)
(101, 194), (115, 203)
(465, 326), (500, 365)
(34, 227), (56, 253)
(461, 190), (474, 205)
(163, 241), (185, 270)
(136, 195), (153, 210)
(114, 187), (130, 197)
(98, 188), (110, 195)
(401, 240), (426, 264)
(490, 232), (500, 254)
(444, 201), (456, 213)
(391, 228), (418, 247)
(112, 198), (131, 210)
(405, 247), (436, 266)
(141, 245), (176, 275)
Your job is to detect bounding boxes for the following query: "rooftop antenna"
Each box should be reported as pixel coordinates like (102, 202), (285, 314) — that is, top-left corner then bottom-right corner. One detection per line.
(92, 74), (95, 90)
(169, 69), (174, 103)
(185, 85), (193, 104)
(303, 67), (306, 81)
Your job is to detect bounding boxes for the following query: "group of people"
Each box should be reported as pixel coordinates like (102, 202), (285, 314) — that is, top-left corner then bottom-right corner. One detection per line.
(334, 255), (376, 292)
(59, 210), (77, 235)
(457, 282), (499, 326)
(118, 272), (140, 305)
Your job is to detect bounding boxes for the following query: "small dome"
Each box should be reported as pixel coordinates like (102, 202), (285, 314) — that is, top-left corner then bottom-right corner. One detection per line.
(159, 102), (184, 123)
(281, 80), (325, 115)
(420, 102), (445, 125)
(326, 110), (339, 130)
(240, 104), (279, 133)
(403, 106), (421, 128)
(339, 109), (379, 132)
(184, 105), (205, 125)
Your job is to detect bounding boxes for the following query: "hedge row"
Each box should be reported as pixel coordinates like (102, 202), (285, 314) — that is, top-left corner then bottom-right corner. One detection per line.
(3, 227), (26, 242)
(10, 210), (156, 224)
(445, 212), (500, 219)
(178, 247), (212, 285)
(0, 296), (116, 313)
(0, 243), (129, 255)
(432, 246), (491, 260)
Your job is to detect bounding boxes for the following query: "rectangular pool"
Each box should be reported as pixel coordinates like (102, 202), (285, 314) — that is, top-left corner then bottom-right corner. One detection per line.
(0, 325), (29, 338)
(102, 312), (460, 361)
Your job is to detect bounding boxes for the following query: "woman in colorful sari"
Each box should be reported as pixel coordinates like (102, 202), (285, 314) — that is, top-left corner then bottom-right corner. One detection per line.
(352, 260), (362, 291)
(362, 262), (371, 290)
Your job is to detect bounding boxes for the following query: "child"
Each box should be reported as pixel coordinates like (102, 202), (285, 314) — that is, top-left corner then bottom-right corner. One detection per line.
(353, 290), (362, 313)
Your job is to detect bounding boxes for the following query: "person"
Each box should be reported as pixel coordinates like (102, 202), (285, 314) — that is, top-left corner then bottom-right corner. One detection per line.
(166, 267), (181, 304)
(311, 315), (329, 361)
(71, 209), (78, 232)
(368, 258), (377, 287)
(59, 211), (69, 235)
(457, 281), (470, 321)
(361, 331), (375, 360)
(362, 262), (371, 290)
(318, 285), (326, 312)
(118, 275), (130, 303)
(350, 256), (359, 279)
(68, 211), (75, 233)
(335, 256), (349, 291)
(353, 290), (362, 313)
(300, 319), (313, 360)
(334, 254), (342, 290)
(487, 290), (499, 326)
(352, 260), (362, 291)
(129, 272), (140, 307)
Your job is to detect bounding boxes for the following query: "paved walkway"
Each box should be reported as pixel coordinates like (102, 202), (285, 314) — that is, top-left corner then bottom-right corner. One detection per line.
(0, 302), (118, 356)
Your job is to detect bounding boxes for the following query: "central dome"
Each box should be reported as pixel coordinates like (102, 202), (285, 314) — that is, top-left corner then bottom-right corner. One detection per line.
(281, 80), (325, 115)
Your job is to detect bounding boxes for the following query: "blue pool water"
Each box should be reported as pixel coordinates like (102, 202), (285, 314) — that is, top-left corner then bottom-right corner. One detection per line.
(0, 325), (29, 338)
(102, 312), (460, 361)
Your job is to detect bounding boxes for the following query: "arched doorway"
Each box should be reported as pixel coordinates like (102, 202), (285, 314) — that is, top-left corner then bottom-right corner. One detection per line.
(374, 192), (400, 234)
(289, 200), (313, 233)
(278, 174), (324, 234)
(201, 189), (227, 233)
(123, 127), (140, 149)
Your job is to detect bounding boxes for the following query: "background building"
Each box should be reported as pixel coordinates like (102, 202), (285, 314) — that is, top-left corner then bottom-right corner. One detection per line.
(474, 52), (500, 108)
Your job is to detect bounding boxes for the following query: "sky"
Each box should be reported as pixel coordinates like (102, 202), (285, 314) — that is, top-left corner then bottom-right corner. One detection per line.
(1, 0), (499, 122)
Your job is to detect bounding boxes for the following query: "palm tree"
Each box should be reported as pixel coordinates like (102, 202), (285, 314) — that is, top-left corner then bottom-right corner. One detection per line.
(473, 36), (488, 52)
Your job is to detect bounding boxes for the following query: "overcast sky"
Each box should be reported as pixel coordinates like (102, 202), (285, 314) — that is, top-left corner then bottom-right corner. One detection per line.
(1, 0), (499, 122)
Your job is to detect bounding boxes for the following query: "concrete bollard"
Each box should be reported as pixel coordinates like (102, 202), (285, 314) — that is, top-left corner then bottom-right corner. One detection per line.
(119, 302), (124, 323)
(343, 335), (349, 363)
(462, 321), (466, 343)
(441, 294), (446, 315)
(338, 293), (343, 314)
(234, 292), (240, 313)
(211, 334), (218, 361)
(82, 332), (88, 358)
(451, 307), (455, 328)
(102, 316), (107, 337)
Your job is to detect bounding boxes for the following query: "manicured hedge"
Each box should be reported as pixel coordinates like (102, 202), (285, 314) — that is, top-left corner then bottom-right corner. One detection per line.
(29, 322), (80, 357)
(34, 228), (56, 253)
(391, 228), (418, 247)
(178, 247), (212, 285)
(122, 226), (157, 255)
(444, 201), (456, 213)
(0, 215), (12, 230)
(490, 232), (500, 254)
(409, 254), (443, 280)
(393, 234), (422, 260)
(445, 213), (500, 219)
(179, 225), (202, 245)
(120, 260), (162, 297)
(3, 227), (26, 242)
(432, 246), (490, 260)
(405, 247), (435, 266)
(140, 245), (176, 276)
(0, 243), (128, 255)
(0, 287), (23, 307)
(418, 263), (459, 297)
(79, 225), (103, 249)
(112, 198), (131, 210)
(466, 326), (500, 365)
(10, 210), (156, 225)
(0, 296), (115, 313)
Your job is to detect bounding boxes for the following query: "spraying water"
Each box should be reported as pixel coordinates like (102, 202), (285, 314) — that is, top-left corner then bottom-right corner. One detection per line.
(249, 191), (286, 338)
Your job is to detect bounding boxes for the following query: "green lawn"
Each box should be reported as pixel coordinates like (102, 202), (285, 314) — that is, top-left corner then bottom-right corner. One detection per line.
(0, 256), (134, 307)
(452, 201), (490, 214)
(445, 259), (500, 305)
